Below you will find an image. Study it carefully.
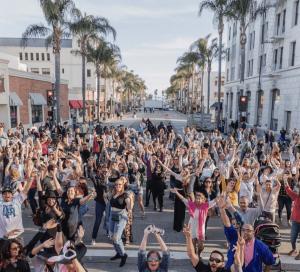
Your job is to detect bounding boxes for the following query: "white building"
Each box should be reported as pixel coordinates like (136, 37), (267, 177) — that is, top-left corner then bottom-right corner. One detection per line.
(0, 37), (119, 121)
(224, 0), (300, 133)
(177, 71), (225, 119)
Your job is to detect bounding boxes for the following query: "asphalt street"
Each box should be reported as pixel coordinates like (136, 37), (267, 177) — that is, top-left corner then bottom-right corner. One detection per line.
(22, 111), (298, 271)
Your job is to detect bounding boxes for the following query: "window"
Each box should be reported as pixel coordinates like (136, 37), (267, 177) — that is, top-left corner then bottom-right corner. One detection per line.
(229, 27), (231, 41)
(41, 53), (45, 61)
(279, 47), (284, 69)
(261, 22), (268, 44)
(87, 69), (91, 77)
(226, 68), (229, 81)
(32, 105), (43, 123)
(227, 48), (230, 62)
(259, 53), (267, 73)
(31, 68), (39, 74)
(42, 68), (50, 75)
(251, 31), (255, 50)
(282, 9), (286, 33)
(10, 106), (17, 128)
(47, 53), (50, 61)
(36, 53), (39, 61)
(294, 0), (299, 26)
(290, 41), (296, 66)
(233, 22), (237, 37)
(276, 13), (281, 35)
(273, 49), (278, 70)
(25, 53), (28, 60)
(87, 84), (91, 90)
(230, 66), (235, 81)
(30, 53), (34, 61)
(62, 68), (64, 74)
(0, 77), (4, 92)
(19, 53), (23, 60)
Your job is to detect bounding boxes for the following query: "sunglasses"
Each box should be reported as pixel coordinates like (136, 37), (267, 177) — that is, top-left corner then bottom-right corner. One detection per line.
(147, 257), (159, 262)
(209, 257), (222, 264)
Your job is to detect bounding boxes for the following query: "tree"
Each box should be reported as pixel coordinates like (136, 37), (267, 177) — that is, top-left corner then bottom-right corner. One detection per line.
(22, 0), (79, 123)
(85, 39), (121, 121)
(70, 11), (116, 122)
(227, 0), (267, 83)
(199, 0), (232, 127)
(177, 51), (202, 113)
(191, 35), (218, 114)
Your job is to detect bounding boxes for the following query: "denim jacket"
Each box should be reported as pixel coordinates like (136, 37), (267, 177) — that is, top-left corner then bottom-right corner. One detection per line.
(137, 250), (170, 272)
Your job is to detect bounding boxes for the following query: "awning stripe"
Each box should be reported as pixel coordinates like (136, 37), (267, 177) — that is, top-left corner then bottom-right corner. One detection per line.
(9, 92), (23, 106)
(29, 93), (47, 105)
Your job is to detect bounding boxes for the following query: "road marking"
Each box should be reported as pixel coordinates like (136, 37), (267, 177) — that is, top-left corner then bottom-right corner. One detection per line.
(85, 249), (201, 259)
(84, 249), (300, 269)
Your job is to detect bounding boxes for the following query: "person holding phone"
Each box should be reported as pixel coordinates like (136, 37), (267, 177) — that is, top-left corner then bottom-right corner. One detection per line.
(137, 225), (169, 272)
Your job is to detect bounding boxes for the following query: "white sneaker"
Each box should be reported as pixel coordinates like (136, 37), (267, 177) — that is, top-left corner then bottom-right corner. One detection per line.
(91, 239), (96, 246)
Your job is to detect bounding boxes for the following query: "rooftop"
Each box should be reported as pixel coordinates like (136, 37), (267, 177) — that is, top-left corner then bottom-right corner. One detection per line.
(0, 37), (72, 48)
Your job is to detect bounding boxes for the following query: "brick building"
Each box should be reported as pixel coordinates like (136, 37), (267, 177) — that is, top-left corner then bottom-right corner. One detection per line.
(0, 52), (69, 129)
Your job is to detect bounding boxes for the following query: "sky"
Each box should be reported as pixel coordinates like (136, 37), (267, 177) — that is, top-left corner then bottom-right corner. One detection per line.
(0, 0), (221, 95)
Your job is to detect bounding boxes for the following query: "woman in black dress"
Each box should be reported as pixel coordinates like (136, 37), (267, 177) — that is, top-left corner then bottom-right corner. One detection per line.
(150, 162), (166, 212)
(158, 158), (191, 232)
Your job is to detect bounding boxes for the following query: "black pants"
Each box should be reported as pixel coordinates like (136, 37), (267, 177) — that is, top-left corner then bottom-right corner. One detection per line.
(173, 190), (186, 232)
(152, 191), (163, 210)
(278, 195), (292, 221)
(145, 179), (152, 206)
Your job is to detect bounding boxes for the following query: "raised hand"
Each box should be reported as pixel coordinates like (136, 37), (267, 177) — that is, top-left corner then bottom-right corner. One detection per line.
(42, 238), (55, 248)
(182, 224), (192, 238)
(144, 225), (154, 235)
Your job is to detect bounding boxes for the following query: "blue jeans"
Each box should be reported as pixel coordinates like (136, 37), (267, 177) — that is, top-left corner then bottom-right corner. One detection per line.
(79, 203), (89, 223)
(92, 202), (106, 239)
(28, 188), (37, 214)
(291, 221), (300, 249)
(109, 210), (128, 256)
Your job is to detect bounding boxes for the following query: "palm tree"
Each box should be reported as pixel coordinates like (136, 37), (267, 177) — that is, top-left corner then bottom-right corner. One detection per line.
(174, 65), (193, 113)
(85, 39), (121, 121)
(227, 0), (267, 83)
(199, 0), (232, 127)
(70, 11), (116, 122)
(177, 51), (203, 113)
(22, 0), (79, 123)
(191, 35), (218, 114)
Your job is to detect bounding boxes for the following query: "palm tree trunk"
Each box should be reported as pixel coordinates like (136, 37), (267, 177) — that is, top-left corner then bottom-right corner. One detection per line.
(207, 63), (211, 114)
(82, 54), (86, 123)
(201, 69), (204, 113)
(240, 19), (246, 83)
(54, 52), (61, 123)
(104, 76), (107, 119)
(217, 26), (223, 129)
(191, 71), (195, 113)
(97, 71), (100, 122)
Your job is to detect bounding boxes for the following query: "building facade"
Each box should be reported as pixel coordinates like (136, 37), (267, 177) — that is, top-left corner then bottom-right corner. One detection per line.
(0, 52), (68, 129)
(224, 0), (300, 133)
(0, 37), (120, 122)
(175, 71), (225, 121)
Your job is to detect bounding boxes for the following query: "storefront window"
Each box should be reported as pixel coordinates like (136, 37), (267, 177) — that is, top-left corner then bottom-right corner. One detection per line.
(0, 78), (4, 92)
(32, 105), (43, 123)
(10, 106), (17, 128)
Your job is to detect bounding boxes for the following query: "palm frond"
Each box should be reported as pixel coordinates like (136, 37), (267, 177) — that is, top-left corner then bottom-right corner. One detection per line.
(21, 24), (50, 47)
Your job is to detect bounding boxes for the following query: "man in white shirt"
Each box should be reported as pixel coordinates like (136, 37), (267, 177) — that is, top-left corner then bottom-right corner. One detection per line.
(0, 178), (32, 239)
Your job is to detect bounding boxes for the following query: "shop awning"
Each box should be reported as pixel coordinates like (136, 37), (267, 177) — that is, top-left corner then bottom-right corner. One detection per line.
(29, 92), (47, 105)
(9, 92), (23, 106)
(210, 102), (222, 110)
(69, 100), (81, 109)
(77, 100), (83, 108)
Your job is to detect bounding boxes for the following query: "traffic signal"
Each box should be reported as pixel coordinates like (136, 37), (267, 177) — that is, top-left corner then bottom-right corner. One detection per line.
(239, 96), (248, 112)
(47, 90), (54, 106)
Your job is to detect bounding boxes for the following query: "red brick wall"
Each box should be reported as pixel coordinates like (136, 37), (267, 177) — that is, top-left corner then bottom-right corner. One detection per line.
(9, 76), (69, 125)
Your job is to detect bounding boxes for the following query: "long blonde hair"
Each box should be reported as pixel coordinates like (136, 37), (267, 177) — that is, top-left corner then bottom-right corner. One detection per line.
(112, 176), (127, 196)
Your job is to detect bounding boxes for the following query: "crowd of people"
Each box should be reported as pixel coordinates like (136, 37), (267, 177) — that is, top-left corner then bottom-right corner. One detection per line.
(0, 117), (300, 272)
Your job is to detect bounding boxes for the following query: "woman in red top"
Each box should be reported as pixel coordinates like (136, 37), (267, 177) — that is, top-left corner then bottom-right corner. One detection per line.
(284, 178), (300, 259)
